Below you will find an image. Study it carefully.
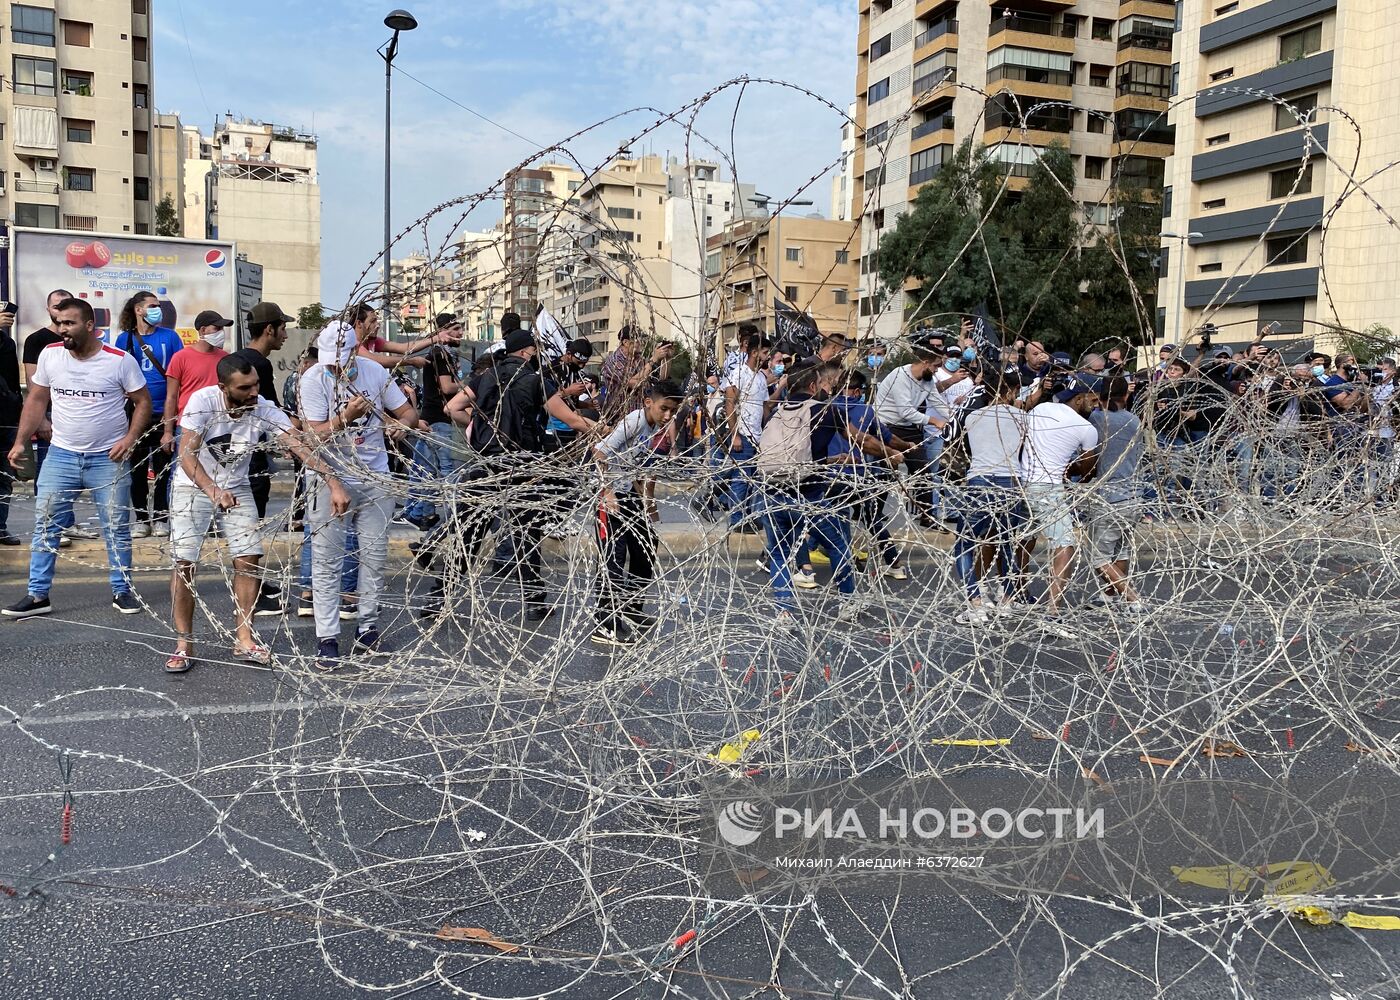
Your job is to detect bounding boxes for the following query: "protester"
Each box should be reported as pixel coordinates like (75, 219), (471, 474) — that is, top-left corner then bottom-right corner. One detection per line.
(873, 331), (950, 526)
(165, 356), (350, 673)
(0, 302), (20, 545)
(590, 379), (683, 646)
(232, 302), (294, 522)
(600, 325), (675, 420)
(3, 298), (150, 618)
(1084, 376), (1146, 610)
(115, 291), (184, 538)
(299, 321), (419, 669)
(722, 335), (774, 531)
(163, 311), (232, 446)
(355, 304), (448, 371)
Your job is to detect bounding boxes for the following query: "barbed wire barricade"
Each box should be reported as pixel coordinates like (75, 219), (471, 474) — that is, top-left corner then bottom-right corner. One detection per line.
(6, 76), (1400, 997)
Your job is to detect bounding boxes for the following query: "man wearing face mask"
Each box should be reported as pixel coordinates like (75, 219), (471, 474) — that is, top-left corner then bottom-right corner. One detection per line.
(874, 332), (951, 527)
(165, 355), (350, 673)
(115, 291), (185, 539)
(163, 310), (232, 455)
(936, 345), (976, 410)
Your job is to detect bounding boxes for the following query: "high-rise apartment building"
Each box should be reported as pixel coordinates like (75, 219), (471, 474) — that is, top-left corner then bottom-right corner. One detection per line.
(454, 227), (508, 342)
(0, 0), (156, 235)
(1158, 0), (1400, 347)
(851, 0), (1176, 342)
(504, 162), (581, 319)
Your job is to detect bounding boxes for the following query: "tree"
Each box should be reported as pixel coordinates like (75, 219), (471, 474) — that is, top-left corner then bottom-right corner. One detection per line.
(876, 139), (1129, 356)
(1077, 189), (1162, 358)
(296, 302), (327, 330)
(154, 194), (180, 237)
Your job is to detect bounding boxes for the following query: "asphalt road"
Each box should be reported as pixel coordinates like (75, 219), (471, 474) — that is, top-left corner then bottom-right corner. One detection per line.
(0, 542), (1398, 1000)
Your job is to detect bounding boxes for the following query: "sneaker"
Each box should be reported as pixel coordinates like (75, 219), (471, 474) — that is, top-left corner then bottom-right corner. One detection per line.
(754, 558), (767, 572)
(57, 536), (72, 549)
(254, 592), (284, 618)
(131, 521), (152, 539)
(297, 595), (315, 618)
(956, 604), (990, 625)
(2, 594), (51, 619)
(882, 563), (909, 581)
(0, 532), (20, 546)
(591, 620), (639, 647)
(353, 625), (380, 653)
(808, 548), (831, 567)
(854, 549), (870, 562)
(151, 520), (171, 538)
(111, 591), (142, 615)
(63, 524), (99, 541)
(793, 569), (819, 590)
(316, 637), (340, 672)
(339, 603), (358, 621)
(390, 515), (417, 528)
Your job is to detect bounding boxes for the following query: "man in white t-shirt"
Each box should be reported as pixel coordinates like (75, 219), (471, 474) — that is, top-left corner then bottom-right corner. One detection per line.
(1020, 375), (1102, 623)
(163, 355), (351, 674)
(298, 321), (418, 669)
(722, 335), (773, 530)
(4, 298), (151, 619)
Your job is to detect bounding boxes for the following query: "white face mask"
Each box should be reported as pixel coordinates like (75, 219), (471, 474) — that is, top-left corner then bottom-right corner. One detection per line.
(203, 329), (227, 349)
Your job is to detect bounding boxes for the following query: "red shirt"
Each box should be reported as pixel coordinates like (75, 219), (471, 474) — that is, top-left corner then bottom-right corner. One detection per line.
(166, 346), (229, 416)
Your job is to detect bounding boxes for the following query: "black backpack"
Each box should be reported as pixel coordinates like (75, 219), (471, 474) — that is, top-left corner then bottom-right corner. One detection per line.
(469, 356), (544, 455)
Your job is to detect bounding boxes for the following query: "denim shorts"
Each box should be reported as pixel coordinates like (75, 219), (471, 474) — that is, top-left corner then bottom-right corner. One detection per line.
(170, 484), (262, 562)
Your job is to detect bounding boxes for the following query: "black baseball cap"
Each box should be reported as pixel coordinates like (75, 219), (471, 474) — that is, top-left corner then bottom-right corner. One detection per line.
(435, 312), (460, 329)
(1050, 351), (1073, 368)
(194, 309), (233, 329)
(248, 301), (294, 325)
(566, 338), (594, 359)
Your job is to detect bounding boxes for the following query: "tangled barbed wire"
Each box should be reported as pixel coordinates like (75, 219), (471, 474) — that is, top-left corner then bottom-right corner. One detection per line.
(7, 74), (1400, 998)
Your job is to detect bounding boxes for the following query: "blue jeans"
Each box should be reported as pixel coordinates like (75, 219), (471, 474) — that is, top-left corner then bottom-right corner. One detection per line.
(759, 486), (855, 611)
(726, 437), (758, 527)
(28, 446), (133, 598)
(402, 431), (439, 522)
(951, 475), (1024, 600)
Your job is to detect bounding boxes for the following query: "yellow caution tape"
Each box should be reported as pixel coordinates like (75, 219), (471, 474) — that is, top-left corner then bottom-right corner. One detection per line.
(1292, 906), (1400, 931)
(930, 738), (1013, 747)
(1172, 861), (1335, 894)
(709, 729), (761, 764)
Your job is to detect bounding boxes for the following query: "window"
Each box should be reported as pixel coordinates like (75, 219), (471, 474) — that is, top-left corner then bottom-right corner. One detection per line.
(1209, 67), (1234, 81)
(1203, 197), (1227, 209)
(132, 35), (148, 61)
(1117, 62), (1171, 98)
(913, 48), (957, 91)
(133, 129), (148, 154)
(1258, 299), (1305, 334)
(133, 84), (148, 108)
(867, 77), (890, 104)
(1159, 244), (1170, 279)
(834, 289), (849, 305)
(12, 4), (55, 46)
(1199, 262), (1223, 273)
(1091, 17), (1113, 40)
(62, 20), (91, 46)
(63, 214), (96, 231)
(1215, 2), (1238, 14)
(13, 55), (56, 95)
(986, 45), (1073, 87)
(784, 285), (799, 302)
(62, 70), (91, 94)
(607, 206), (635, 219)
(872, 209), (886, 229)
(785, 247), (801, 262)
(1267, 233), (1308, 266)
(836, 249), (850, 264)
(1171, 63), (1180, 96)
(1088, 114), (1105, 133)
(869, 33), (891, 60)
(864, 120), (890, 147)
(1274, 92), (1318, 130)
(909, 143), (952, 185)
(1163, 186), (1173, 216)
(65, 119), (92, 143)
(1279, 23), (1322, 61)
(64, 167), (94, 191)
(15, 203), (58, 228)
(133, 176), (149, 201)
(1085, 156), (1106, 180)
(567, 180), (581, 192)
(1089, 65), (1111, 87)
(1270, 164), (1313, 198)
(133, 0), (147, 12)
(1206, 133), (1231, 147)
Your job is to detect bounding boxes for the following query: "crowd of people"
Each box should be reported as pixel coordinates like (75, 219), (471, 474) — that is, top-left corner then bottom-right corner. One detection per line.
(1, 288), (1397, 666)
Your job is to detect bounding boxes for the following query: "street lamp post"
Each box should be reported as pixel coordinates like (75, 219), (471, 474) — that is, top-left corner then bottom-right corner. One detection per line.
(380, 8), (418, 337)
(1161, 230), (1203, 344)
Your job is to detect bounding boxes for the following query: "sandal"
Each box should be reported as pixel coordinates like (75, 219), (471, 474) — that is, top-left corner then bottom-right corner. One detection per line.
(232, 643), (272, 665)
(165, 651), (194, 674)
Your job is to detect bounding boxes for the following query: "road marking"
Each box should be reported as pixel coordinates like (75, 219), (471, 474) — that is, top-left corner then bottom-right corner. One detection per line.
(22, 690), (442, 726)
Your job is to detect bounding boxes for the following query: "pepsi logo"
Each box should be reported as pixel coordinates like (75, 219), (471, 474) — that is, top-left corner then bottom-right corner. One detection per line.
(205, 249), (226, 269)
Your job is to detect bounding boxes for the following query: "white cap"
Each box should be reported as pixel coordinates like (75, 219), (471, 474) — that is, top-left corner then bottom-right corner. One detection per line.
(317, 321), (356, 366)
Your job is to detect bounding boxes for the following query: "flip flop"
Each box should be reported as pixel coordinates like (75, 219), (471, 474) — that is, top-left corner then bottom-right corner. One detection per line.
(232, 643), (272, 665)
(165, 651), (194, 674)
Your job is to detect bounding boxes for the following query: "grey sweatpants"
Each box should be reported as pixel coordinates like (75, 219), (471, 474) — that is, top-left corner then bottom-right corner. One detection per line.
(308, 476), (393, 640)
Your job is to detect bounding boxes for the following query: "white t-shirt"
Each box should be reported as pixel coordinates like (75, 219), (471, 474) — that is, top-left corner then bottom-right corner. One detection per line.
(596, 409), (660, 494)
(32, 343), (145, 454)
(175, 386), (293, 492)
(1021, 402), (1099, 484)
(936, 368), (975, 410)
(1374, 382), (1395, 440)
(729, 364), (768, 442)
(298, 361), (409, 483)
(965, 404), (1028, 479)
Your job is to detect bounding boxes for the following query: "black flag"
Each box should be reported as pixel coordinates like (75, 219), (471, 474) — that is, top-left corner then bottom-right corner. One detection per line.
(773, 298), (821, 357)
(969, 301), (1002, 365)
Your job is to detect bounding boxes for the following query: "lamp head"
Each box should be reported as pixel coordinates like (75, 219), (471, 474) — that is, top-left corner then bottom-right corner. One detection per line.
(384, 8), (418, 31)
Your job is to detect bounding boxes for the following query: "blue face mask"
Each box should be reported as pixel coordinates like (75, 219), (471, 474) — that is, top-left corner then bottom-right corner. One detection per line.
(772, 363), (786, 376)
(143, 306), (163, 326)
(867, 354), (885, 369)
(944, 358), (961, 373)
(962, 347), (976, 361)
(1311, 365), (1326, 378)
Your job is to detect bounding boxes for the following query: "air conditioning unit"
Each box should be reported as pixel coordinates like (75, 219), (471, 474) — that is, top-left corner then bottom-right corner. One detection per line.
(36, 159), (57, 172)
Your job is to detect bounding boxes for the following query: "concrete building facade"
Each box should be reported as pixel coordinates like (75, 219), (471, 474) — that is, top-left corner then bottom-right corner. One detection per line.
(707, 213), (859, 349)
(0, 0), (156, 235)
(1157, 0), (1400, 348)
(851, 0), (1176, 343)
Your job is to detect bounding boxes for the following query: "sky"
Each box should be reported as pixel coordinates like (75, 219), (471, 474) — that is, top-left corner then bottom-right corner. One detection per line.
(153, 0), (858, 308)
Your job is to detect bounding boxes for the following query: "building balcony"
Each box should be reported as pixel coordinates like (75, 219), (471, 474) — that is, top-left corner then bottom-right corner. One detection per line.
(911, 114), (955, 141)
(1119, 0), (1176, 15)
(913, 18), (957, 52)
(1111, 138), (1174, 159)
(989, 77), (1074, 103)
(989, 13), (1078, 46)
(912, 69), (957, 101)
(1117, 28), (1173, 52)
(15, 178), (60, 194)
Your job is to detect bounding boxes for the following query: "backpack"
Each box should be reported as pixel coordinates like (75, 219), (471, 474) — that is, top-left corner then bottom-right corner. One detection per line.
(756, 399), (818, 483)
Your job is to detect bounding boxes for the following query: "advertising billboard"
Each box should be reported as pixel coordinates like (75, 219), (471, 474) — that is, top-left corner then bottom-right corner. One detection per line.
(11, 228), (239, 358)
